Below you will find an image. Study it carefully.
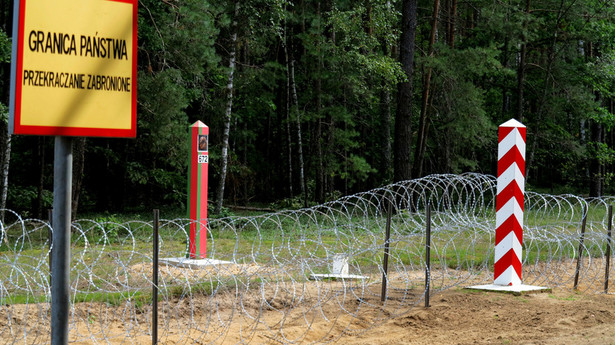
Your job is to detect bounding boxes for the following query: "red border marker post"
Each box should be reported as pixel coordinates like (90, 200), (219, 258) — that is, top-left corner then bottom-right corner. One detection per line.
(188, 121), (209, 259)
(494, 119), (526, 286)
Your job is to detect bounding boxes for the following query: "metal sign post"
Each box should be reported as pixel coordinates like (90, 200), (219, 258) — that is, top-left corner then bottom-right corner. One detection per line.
(51, 136), (73, 344)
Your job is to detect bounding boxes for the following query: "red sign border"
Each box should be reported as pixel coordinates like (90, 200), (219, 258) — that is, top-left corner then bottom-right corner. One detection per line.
(11, 0), (138, 138)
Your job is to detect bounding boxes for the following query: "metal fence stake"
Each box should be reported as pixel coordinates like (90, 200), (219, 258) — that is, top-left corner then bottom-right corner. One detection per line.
(605, 205), (612, 294)
(153, 209), (159, 345)
(574, 206), (588, 290)
(425, 204), (431, 308)
(381, 202), (392, 302)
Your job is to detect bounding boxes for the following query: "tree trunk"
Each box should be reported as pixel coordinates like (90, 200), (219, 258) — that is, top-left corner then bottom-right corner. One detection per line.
(379, 1), (394, 184)
(525, 1), (563, 181)
(35, 137), (46, 219)
(1, 0), (13, 224)
(448, 0), (457, 49)
(315, 83), (324, 203)
(501, 36), (510, 117)
(314, 2), (325, 203)
(515, 0), (531, 122)
(516, 43), (526, 122)
(215, 2), (239, 214)
(0, 131), (11, 223)
(326, 114), (335, 197)
(394, 0), (418, 182)
(381, 87), (392, 183)
(412, 0), (440, 179)
(290, 58), (307, 207)
(284, 43), (294, 198)
(288, 6), (307, 206)
(0, 132), (9, 247)
(589, 119), (603, 197)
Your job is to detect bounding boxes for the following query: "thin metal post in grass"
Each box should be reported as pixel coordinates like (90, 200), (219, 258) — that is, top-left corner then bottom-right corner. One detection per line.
(381, 202), (392, 302)
(425, 203), (431, 308)
(574, 206), (588, 290)
(153, 209), (159, 345)
(605, 205), (613, 294)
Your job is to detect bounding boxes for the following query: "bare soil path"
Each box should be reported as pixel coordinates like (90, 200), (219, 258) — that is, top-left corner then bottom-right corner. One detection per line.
(67, 288), (615, 344)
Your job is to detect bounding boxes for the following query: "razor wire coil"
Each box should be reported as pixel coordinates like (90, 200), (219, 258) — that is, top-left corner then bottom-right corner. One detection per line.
(0, 173), (614, 344)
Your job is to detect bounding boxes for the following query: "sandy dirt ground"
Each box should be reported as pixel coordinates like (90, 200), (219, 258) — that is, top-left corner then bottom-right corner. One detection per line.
(3, 262), (614, 344)
(66, 287), (615, 345)
(335, 288), (615, 345)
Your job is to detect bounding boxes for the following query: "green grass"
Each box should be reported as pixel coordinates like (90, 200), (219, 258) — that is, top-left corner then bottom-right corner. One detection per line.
(0, 275), (264, 308)
(0, 289), (147, 306)
(0, 202), (611, 307)
(0, 293), (48, 305)
(548, 293), (580, 301)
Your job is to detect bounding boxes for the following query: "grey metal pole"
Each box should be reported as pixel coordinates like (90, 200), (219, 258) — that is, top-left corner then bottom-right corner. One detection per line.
(425, 204), (431, 308)
(153, 209), (159, 345)
(51, 136), (73, 345)
(381, 202), (392, 302)
(574, 206), (588, 291)
(605, 205), (612, 294)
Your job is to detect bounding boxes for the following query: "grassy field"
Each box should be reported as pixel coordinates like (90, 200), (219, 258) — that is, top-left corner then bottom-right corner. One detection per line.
(0, 198), (611, 307)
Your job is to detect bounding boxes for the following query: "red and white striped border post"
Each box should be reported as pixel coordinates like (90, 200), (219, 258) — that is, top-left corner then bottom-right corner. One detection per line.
(494, 119), (526, 286)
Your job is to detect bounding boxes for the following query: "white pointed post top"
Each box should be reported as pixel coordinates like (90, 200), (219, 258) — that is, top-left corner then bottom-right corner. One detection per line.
(191, 120), (208, 128)
(499, 119), (525, 128)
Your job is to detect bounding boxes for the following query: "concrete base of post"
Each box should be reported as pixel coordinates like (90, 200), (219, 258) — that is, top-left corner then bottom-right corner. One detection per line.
(309, 273), (369, 280)
(160, 257), (234, 269)
(309, 254), (368, 281)
(466, 284), (551, 296)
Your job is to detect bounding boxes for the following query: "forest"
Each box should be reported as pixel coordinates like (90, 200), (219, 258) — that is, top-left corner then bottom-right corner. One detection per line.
(0, 0), (614, 218)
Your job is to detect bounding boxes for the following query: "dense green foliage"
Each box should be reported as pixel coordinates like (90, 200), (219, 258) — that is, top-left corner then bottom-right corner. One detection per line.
(0, 0), (614, 217)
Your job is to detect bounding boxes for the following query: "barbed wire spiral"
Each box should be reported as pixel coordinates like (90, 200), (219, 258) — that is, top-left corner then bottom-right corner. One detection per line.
(0, 173), (613, 344)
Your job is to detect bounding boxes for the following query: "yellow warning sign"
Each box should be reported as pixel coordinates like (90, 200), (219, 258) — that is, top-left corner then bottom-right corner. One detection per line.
(10, 0), (137, 137)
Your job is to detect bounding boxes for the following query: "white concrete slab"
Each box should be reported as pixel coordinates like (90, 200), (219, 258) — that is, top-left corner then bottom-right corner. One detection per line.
(309, 273), (369, 280)
(159, 257), (234, 269)
(466, 284), (551, 295)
